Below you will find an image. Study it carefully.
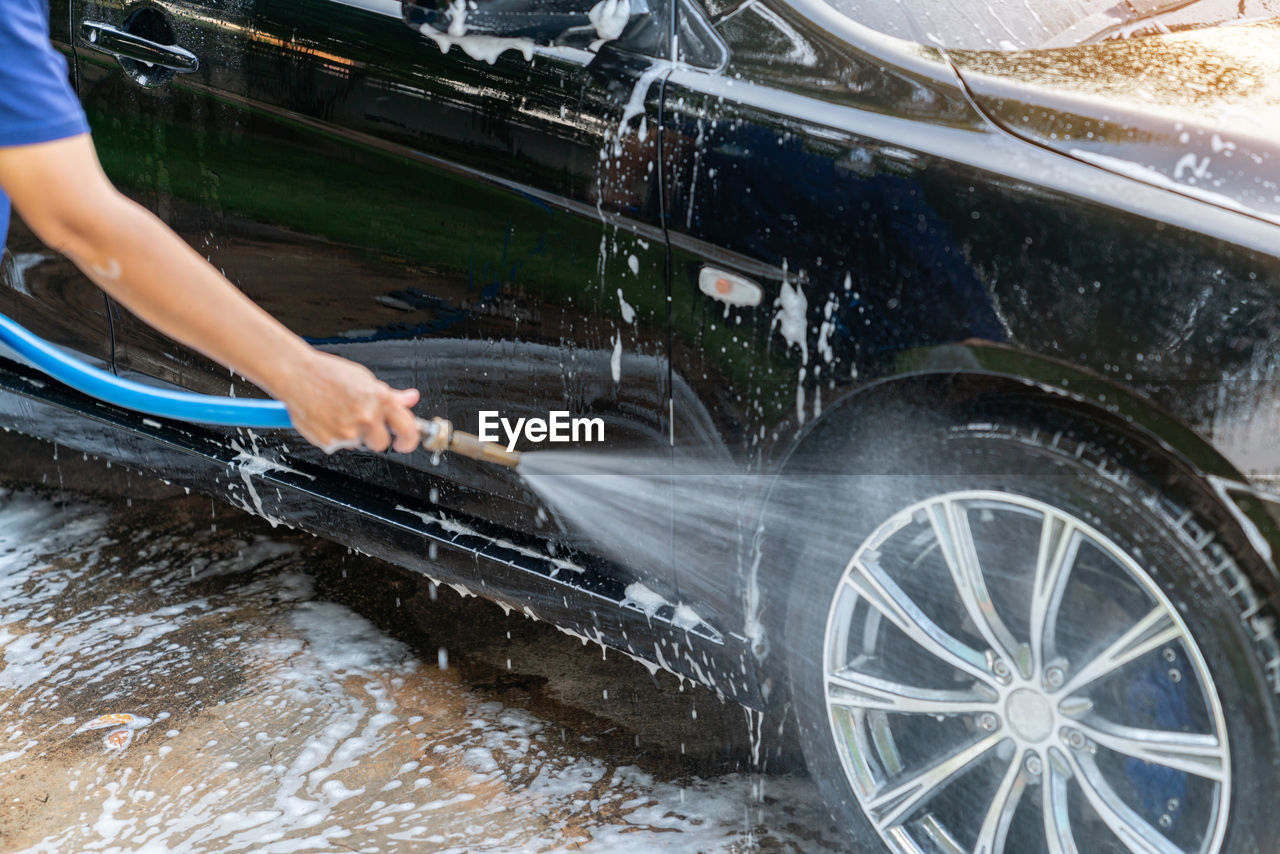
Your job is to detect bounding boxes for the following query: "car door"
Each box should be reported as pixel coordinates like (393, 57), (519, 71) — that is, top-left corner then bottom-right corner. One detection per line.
(70, 0), (677, 583)
(0, 0), (114, 371)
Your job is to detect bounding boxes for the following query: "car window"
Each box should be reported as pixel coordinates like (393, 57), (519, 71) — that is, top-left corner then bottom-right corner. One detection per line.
(819, 0), (1280, 50)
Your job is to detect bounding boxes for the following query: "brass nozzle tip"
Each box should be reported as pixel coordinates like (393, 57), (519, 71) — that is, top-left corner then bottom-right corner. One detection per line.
(416, 416), (522, 468)
(449, 428), (523, 468)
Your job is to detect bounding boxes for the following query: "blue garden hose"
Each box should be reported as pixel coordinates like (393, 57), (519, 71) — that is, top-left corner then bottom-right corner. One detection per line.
(0, 311), (524, 467)
(0, 311), (293, 428)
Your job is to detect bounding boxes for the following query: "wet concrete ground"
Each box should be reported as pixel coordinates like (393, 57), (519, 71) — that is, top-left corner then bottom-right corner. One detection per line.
(0, 435), (844, 852)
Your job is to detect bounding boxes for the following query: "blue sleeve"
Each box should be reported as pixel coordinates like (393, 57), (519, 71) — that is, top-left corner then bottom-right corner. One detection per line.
(0, 0), (90, 148)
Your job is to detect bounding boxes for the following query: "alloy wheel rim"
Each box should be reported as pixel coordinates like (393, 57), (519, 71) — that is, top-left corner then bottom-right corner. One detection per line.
(823, 490), (1230, 853)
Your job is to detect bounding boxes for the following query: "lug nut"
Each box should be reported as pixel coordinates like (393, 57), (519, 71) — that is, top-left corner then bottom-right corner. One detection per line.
(1066, 729), (1087, 750)
(1045, 665), (1065, 689)
(1024, 753), (1043, 776)
(978, 712), (999, 732)
(992, 659), (1012, 680)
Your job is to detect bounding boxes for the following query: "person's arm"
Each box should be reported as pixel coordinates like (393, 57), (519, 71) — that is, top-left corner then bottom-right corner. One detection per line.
(0, 133), (421, 453)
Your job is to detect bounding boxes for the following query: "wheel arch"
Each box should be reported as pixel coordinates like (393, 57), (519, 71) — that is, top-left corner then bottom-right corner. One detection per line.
(752, 343), (1280, 685)
(780, 343), (1280, 577)
(782, 343), (1246, 488)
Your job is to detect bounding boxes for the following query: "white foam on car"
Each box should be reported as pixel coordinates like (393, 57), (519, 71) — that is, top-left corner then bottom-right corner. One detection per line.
(396, 504), (586, 576)
(615, 62), (671, 147)
(446, 0), (468, 36)
(229, 436), (312, 528)
(587, 0), (630, 49)
(771, 275), (808, 363)
(770, 266), (810, 423)
(617, 288), (636, 323)
(622, 580), (667, 618)
(418, 21), (535, 65)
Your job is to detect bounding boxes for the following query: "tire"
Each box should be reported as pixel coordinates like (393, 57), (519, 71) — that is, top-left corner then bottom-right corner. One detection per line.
(779, 405), (1280, 854)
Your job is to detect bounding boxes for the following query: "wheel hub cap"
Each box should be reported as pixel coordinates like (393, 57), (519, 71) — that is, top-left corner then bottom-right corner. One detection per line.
(821, 490), (1231, 854)
(1005, 688), (1053, 743)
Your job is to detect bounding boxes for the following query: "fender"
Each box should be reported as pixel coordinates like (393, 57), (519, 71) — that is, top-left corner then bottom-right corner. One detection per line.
(781, 339), (1280, 571)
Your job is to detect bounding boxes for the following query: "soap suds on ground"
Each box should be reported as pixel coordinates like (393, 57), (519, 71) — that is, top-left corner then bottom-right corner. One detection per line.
(0, 449), (841, 853)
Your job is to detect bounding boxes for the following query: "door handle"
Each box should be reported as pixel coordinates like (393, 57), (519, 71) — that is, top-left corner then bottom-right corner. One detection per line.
(80, 21), (199, 72)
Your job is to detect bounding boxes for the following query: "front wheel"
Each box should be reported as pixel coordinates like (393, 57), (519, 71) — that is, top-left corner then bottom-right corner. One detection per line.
(782, 415), (1280, 853)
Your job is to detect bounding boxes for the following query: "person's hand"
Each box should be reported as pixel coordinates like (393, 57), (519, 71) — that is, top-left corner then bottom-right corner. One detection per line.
(275, 349), (421, 454)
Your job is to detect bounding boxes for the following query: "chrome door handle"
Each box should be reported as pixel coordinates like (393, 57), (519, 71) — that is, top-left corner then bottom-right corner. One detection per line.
(80, 21), (199, 72)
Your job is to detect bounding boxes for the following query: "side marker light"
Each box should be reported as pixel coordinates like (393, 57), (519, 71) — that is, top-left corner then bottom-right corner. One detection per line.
(698, 267), (763, 307)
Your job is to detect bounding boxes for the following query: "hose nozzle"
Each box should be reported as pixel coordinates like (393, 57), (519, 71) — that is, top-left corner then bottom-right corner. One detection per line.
(417, 417), (522, 469)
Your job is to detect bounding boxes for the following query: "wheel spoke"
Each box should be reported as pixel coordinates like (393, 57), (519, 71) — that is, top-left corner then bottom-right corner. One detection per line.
(1071, 719), (1226, 783)
(866, 732), (1003, 830)
(1043, 749), (1079, 854)
(846, 551), (994, 684)
(927, 500), (1028, 675)
(975, 748), (1027, 854)
(827, 668), (996, 717)
(1065, 748), (1183, 854)
(1030, 510), (1080, 672)
(1059, 607), (1180, 697)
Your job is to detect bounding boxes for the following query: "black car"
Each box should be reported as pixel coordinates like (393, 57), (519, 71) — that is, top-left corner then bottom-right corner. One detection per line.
(5, 0), (1280, 849)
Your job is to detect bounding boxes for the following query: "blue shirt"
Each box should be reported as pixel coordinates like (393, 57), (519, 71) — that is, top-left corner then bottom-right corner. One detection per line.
(0, 0), (91, 245)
